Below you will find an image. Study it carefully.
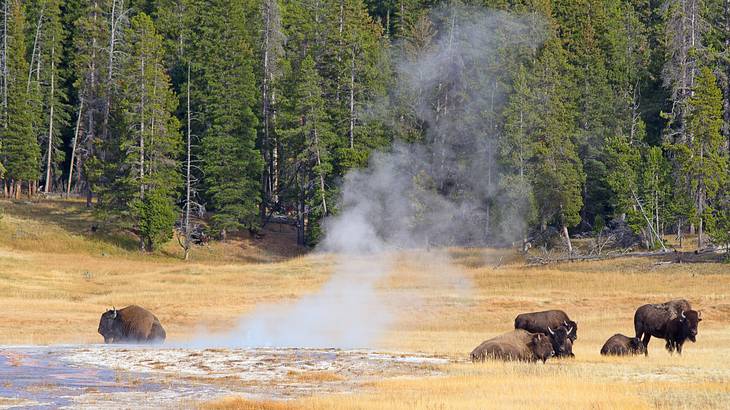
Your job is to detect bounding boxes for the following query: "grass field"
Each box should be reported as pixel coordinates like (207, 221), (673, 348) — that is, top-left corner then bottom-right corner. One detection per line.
(1, 199), (729, 409)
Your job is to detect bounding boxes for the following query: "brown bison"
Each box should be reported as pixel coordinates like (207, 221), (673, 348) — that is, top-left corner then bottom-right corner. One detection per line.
(514, 310), (578, 342)
(634, 299), (697, 355)
(546, 325), (575, 357)
(600, 333), (646, 356)
(470, 329), (555, 363)
(664, 310), (703, 355)
(98, 305), (166, 344)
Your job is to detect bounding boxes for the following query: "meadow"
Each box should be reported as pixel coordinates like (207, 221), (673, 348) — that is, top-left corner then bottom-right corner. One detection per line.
(0, 199), (728, 409)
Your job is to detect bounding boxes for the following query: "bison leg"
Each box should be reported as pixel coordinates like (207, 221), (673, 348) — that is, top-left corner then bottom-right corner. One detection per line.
(676, 342), (683, 355)
(641, 334), (651, 356)
(665, 340), (674, 355)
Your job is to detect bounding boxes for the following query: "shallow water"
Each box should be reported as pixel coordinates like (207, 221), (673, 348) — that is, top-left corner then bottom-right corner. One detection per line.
(0, 346), (165, 409)
(0, 345), (448, 409)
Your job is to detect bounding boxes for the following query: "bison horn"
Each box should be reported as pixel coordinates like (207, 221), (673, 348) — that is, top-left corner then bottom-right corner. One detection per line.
(548, 326), (555, 335)
(564, 321), (569, 327)
(112, 307), (117, 318)
(567, 327), (574, 335)
(681, 311), (686, 319)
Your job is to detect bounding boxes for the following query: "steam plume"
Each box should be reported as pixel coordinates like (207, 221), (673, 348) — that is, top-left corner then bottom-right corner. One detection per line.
(189, 6), (545, 349)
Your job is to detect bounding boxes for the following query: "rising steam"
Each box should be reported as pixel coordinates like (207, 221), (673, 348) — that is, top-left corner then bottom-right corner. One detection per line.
(189, 6), (545, 349)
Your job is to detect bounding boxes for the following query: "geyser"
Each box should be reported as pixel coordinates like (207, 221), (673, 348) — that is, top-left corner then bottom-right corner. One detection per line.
(188, 5), (545, 349)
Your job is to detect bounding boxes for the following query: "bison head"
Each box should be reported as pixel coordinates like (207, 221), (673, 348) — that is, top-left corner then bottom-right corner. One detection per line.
(548, 326), (574, 357)
(629, 337), (646, 354)
(563, 320), (578, 341)
(680, 310), (702, 342)
(98, 307), (120, 343)
(529, 333), (555, 363)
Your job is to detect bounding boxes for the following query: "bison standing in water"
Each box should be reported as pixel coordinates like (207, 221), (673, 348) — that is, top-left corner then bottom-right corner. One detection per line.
(471, 329), (555, 363)
(634, 299), (700, 355)
(98, 305), (166, 344)
(600, 334), (646, 356)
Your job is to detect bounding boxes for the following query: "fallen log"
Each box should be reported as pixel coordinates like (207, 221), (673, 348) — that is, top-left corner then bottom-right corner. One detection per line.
(526, 250), (668, 266)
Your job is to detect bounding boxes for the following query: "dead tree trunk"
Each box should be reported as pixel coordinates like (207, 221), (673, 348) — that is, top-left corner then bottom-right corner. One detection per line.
(183, 63), (192, 261)
(44, 39), (56, 193)
(67, 98), (83, 197)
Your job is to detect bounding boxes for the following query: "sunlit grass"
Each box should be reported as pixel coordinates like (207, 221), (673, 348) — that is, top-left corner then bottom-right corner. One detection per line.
(0, 200), (729, 408)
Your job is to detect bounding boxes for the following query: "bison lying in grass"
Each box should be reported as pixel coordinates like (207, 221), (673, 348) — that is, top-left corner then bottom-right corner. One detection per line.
(634, 299), (700, 355)
(600, 334), (646, 356)
(514, 309), (578, 341)
(471, 330), (555, 363)
(98, 305), (166, 344)
(515, 309), (577, 357)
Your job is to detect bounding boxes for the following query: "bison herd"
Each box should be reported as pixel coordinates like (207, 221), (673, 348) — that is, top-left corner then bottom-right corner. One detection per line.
(97, 300), (702, 366)
(471, 299), (702, 363)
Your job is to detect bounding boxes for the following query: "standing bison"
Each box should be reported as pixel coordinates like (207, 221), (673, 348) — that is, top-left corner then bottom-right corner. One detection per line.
(471, 329), (555, 363)
(634, 299), (700, 355)
(600, 334), (646, 356)
(664, 310), (703, 355)
(98, 305), (166, 344)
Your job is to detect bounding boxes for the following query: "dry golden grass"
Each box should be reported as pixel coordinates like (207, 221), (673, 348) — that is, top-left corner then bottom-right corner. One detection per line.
(1, 200), (729, 408)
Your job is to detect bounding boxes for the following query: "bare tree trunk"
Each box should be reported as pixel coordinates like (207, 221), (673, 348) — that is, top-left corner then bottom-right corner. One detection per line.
(562, 225), (573, 254)
(183, 63), (192, 261)
(139, 56), (146, 252)
(27, 5), (44, 94)
(311, 110), (328, 215)
(44, 41), (56, 193)
(1, 0), (7, 127)
(101, 0), (123, 149)
(349, 45), (355, 149)
(67, 98), (83, 197)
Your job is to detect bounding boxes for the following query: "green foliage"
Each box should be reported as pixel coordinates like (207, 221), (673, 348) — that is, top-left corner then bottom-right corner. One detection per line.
(193, 0), (262, 237)
(134, 189), (178, 251)
(3, 1), (41, 184)
(99, 12), (182, 249)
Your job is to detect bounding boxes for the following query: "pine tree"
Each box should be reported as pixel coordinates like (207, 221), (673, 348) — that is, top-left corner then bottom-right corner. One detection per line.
(71, 0), (109, 205)
(28, 0), (70, 193)
(193, 0), (262, 239)
(528, 37), (584, 253)
(3, 0), (40, 197)
(679, 66), (727, 248)
(106, 12), (181, 251)
(279, 55), (335, 245)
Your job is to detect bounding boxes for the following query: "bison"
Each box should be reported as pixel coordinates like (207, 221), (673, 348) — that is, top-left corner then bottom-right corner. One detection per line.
(634, 299), (696, 355)
(98, 305), (166, 344)
(546, 325), (575, 357)
(600, 333), (646, 356)
(514, 310), (578, 342)
(470, 329), (555, 363)
(664, 310), (703, 355)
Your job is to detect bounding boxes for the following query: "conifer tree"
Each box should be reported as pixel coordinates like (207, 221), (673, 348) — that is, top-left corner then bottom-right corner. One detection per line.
(279, 55), (335, 245)
(194, 0), (262, 239)
(679, 66), (727, 248)
(528, 37), (584, 252)
(106, 12), (181, 251)
(3, 0), (40, 198)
